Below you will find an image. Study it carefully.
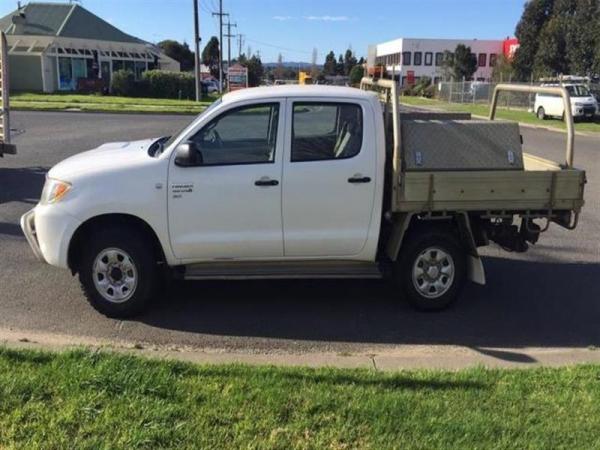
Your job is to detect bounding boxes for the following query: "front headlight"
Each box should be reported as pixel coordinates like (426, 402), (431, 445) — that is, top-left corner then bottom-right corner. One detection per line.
(40, 178), (72, 205)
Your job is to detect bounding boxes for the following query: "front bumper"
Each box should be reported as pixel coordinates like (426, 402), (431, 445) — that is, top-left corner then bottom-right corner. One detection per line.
(20, 209), (45, 262)
(20, 205), (82, 269)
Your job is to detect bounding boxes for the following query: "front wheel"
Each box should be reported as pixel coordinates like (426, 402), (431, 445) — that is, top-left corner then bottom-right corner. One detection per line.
(537, 107), (546, 120)
(78, 227), (158, 318)
(394, 229), (467, 311)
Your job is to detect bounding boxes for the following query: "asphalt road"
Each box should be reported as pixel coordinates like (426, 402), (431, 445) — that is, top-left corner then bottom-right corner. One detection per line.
(1, 110), (599, 359)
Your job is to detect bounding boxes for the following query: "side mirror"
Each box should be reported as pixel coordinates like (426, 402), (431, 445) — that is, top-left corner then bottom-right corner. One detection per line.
(174, 141), (203, 167)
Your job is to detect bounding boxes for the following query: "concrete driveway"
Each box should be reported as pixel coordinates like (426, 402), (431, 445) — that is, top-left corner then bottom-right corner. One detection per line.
(1, 110), (599, 368)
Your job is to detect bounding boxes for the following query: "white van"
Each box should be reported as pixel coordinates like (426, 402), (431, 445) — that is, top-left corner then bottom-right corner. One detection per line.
(535, 83), (598, 121)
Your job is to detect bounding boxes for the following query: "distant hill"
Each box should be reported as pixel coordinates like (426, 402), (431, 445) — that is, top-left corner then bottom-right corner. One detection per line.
(264, 62), (321, 70)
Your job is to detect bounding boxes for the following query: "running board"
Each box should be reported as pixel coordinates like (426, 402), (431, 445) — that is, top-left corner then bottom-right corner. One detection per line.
(180, 261), (383, 280)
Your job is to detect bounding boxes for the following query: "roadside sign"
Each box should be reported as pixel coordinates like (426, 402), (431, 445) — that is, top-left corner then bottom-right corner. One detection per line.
(0, 31), (16, 156)
(228, 63), (248, 92)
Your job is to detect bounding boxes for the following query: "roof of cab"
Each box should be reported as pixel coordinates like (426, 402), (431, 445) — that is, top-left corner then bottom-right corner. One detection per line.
(221, 85), (376, 104)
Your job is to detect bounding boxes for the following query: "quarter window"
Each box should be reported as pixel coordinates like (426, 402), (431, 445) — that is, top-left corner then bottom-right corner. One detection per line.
(191, 103), (279, 165)
(292, 103), (363, 162)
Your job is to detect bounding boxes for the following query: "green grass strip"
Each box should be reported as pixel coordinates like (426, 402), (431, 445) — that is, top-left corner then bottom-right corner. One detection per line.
(0, 347), (599, 449)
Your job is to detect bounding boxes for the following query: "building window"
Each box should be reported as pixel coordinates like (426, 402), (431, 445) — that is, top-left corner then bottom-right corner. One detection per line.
(424, 52), (433, 66)
(402, 51), (411, 66)
(414, 52), (422, 66)
(490, 53), (498, 67)
(470, 53), (477, 64)
(435, 52), (444, 66)
(478, 53), (487, 67)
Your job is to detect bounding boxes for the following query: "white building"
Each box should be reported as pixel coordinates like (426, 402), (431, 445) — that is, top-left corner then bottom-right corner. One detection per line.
(368, 37), (519, 85)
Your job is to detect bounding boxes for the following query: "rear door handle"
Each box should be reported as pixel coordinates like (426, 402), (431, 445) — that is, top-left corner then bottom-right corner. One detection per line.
(255, 178), (279, 187)
(348, 176), (371, 184)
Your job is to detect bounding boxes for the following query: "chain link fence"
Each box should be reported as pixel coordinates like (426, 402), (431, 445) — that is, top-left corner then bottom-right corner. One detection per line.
(436, 81), (600, 111)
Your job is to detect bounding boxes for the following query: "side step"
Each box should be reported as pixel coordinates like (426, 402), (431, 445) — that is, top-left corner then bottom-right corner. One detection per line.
(180, 260), (384, 280)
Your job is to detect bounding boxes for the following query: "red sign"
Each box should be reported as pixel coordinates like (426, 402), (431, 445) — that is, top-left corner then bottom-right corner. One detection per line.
(503, 38), (520, 60)
(407, 70), (415, 86)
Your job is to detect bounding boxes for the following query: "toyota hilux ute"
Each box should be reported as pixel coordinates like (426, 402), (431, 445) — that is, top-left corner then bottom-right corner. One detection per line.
(21, 80), (586, 318)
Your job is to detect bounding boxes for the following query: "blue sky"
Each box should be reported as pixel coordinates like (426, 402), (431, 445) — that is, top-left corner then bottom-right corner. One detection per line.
(1, 0), (525, 63)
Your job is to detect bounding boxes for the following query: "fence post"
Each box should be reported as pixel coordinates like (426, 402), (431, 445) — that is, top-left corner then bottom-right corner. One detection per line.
(461, 77), (465, 103)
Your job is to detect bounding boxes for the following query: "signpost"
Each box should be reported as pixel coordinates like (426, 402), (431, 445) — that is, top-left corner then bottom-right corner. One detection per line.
(227, 63), (248, 92)
(0, 31), (16, 156)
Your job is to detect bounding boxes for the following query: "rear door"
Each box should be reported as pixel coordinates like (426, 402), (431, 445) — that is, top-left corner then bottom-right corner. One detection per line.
(281, 99), (377, 257)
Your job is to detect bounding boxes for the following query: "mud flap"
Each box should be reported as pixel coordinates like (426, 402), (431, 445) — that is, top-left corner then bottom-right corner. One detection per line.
(467, 255), (486, 285)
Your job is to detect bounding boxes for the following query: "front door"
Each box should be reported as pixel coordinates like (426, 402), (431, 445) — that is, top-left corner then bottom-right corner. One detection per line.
(168, 101), (285, 261)
(282, 101), (377, 257)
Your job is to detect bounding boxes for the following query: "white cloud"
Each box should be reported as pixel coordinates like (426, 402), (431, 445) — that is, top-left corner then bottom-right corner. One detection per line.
(303, 15), (350, 22)
(272, 16), (292, 21)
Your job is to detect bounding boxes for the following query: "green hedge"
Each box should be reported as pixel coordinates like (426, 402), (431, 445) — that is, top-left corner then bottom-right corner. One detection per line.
(109, 70), (196, 99)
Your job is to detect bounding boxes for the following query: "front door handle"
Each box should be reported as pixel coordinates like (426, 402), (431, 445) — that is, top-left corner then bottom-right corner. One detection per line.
(255, 178), (279, 187)
(348, 176), (371, 184)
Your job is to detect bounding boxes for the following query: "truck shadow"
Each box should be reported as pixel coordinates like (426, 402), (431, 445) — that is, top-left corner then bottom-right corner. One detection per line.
(0, 167), (47, 205)
(139, 256), (600, 349)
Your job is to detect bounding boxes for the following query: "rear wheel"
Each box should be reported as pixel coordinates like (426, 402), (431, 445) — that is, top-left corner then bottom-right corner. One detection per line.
(78, 226), (158, 318)
(537, 107), (546, 120)
(394, 229), (467, 311)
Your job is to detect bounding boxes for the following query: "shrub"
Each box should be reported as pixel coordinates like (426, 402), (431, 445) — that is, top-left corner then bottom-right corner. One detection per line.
(111, 70), (136, 96)
(349, 65), (365, 86)
(142, 70), (195, 99)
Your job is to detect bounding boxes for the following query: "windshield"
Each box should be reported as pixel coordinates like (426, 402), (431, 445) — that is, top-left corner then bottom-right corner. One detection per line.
(160, 99), (223, 151)
(566, 85), (591, 97)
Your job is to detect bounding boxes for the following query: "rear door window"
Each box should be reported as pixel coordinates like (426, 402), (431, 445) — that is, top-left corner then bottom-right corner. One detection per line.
(291, 103), (363, 162)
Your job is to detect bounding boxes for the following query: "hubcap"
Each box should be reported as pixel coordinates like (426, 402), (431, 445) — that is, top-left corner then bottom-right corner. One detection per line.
(92, 248), (138, 303)
(412, 247), (455, 299)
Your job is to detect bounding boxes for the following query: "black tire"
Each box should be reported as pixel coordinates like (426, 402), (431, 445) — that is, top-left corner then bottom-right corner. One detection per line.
(394, 229), (467, 311)
(537, 107), (546, 120)
(78, 226), (158, 318)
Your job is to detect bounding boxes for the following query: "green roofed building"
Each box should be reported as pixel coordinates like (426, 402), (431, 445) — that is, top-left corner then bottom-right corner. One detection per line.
(0, 2), (180, 92)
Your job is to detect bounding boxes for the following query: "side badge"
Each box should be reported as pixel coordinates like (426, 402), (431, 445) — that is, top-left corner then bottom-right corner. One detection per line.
(171, 183), (194, 199)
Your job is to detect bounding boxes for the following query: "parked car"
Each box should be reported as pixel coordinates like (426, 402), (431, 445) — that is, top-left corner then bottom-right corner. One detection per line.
(22, 81), (586, 318)
(535, 83), (598, 121)
(202, 79), (219, 94)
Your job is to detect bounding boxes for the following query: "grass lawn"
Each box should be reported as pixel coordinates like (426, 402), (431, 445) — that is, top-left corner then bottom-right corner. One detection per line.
(400, 95), (600, 133)
(0, 348), (599, 449)
(10, 93), (215, 115)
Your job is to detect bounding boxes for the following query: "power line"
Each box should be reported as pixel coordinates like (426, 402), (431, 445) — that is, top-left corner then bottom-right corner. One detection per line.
(244, 38), (312, 55)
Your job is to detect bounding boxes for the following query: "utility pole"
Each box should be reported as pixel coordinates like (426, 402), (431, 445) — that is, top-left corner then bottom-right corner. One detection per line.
(237, 34), (244, 59)
(212, 1), (228, 94)
(193, 0), (201, 101)
(224, 19), (237, 85)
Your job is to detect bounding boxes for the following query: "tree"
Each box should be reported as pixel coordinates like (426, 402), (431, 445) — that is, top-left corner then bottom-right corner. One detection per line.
(349, 65), (364, 85)
(202, 36), (220, 78)
(237, 53), (264, 87)
(344, 49), (358, 76)
(324, 51), (337, 76)
(447, 44), (478, 80)
(157, 40), (195, 72)
(336, 54), (345, 75)
(491, 54), (515, 82)
(513, 0), (600, 79)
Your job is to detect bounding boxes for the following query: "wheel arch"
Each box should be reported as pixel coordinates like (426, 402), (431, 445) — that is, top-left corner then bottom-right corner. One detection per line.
(68, 213), (166, 274)
(386, 212), (486, 285)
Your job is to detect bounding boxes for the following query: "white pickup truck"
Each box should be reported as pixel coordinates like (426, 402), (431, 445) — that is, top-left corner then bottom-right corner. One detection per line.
(21, 80), (586, 318)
